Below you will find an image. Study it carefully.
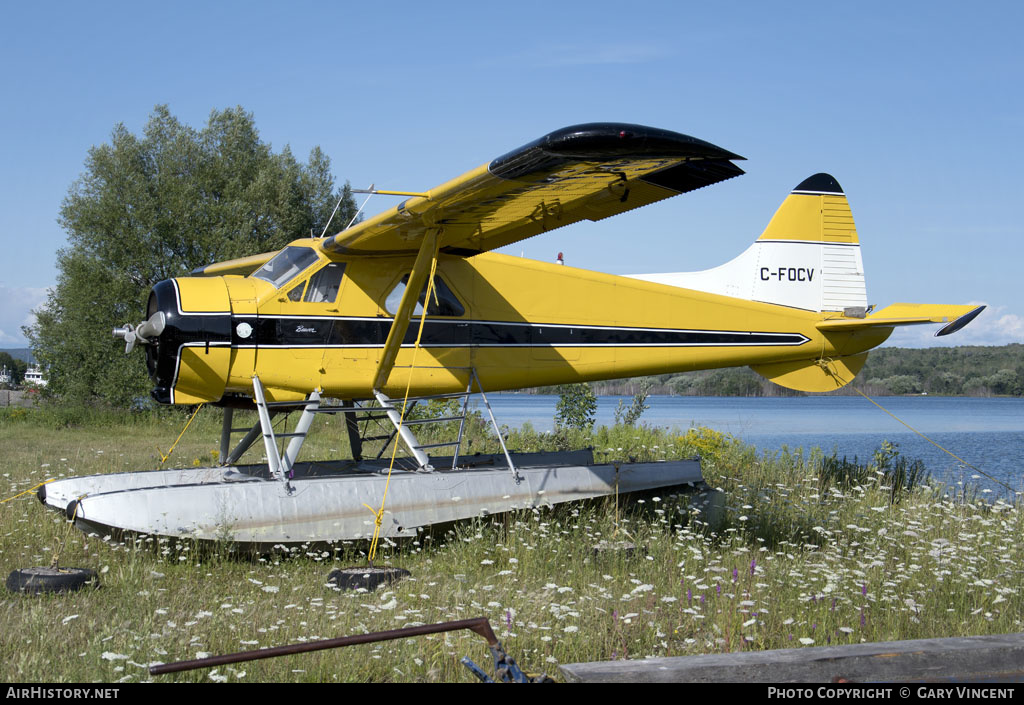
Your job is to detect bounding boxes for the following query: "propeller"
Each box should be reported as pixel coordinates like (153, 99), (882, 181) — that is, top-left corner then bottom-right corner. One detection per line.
(112, 311), (165, 353)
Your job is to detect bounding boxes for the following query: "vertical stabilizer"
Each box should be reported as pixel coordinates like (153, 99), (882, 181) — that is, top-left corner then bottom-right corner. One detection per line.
(629, 174), (868, 312)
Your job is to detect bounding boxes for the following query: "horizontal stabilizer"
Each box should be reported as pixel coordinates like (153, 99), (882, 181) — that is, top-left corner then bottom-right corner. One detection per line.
(816, 304), (985, 337)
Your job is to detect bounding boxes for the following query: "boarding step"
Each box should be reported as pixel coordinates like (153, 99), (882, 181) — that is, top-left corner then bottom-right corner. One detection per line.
(403, 391), (475, 402)
(311, 405), (397, 414)
(401, 416), (464, 426)
(413, 441), (461, 450)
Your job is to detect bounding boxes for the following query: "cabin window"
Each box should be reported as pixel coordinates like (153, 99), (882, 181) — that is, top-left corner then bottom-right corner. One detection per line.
(385, 274), (465, 317)
(304, 262), (345, 303)
(251, 246), (320, 289)
(287, 282), (305, 301)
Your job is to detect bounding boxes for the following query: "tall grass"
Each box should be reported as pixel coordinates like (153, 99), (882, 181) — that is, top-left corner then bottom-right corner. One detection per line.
(1, 406), (1021, 682)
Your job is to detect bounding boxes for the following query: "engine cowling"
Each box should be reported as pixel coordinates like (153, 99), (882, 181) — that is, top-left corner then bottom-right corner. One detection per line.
(116, 278), (234, 404)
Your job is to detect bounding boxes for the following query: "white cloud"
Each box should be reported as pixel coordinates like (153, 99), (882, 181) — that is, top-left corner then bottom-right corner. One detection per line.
(0, 284), (50, 347)
(883, 303), (1024, 348)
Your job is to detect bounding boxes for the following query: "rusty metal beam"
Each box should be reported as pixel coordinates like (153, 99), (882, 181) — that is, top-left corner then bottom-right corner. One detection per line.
(150, 617), (498, 676)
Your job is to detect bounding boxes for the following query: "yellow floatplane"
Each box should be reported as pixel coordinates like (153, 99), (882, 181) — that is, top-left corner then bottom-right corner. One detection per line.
(40, 123), (981, 544)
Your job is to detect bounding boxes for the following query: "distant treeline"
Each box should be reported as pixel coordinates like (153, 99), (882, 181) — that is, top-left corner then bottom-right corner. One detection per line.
(534, 344), (1024, 397)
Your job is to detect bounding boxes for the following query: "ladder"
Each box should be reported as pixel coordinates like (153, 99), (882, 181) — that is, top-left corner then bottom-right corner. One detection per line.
(221, 371), (518, 482)
(371, 367), (517, 477)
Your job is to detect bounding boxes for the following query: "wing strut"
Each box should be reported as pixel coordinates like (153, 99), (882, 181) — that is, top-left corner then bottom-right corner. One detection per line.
(372, 229), (441, 392)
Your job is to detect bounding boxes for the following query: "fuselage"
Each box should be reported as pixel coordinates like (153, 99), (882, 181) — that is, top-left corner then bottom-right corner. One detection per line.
(145, 238), (888, 404)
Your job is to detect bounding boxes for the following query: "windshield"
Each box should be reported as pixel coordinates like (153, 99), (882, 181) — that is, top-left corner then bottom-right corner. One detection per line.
(251, 247), (320, 289)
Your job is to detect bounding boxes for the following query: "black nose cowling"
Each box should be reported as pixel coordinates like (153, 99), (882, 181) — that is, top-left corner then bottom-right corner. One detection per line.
(145, 279), (232, 404)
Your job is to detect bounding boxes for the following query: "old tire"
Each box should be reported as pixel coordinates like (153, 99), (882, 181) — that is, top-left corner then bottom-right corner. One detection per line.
(328, 566), (410, 591)
(6, 567), (98, 595)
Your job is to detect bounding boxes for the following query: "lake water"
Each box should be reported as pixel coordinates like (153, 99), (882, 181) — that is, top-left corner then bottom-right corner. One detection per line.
(470, 395), (1024, 495)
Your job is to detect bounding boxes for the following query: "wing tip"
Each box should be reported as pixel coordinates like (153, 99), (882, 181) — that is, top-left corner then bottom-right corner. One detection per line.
(489, 123), (744, 181)
(935, 305), (986, 337)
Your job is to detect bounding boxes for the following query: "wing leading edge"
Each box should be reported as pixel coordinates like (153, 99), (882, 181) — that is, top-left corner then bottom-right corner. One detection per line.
(322, 123), (744, 257)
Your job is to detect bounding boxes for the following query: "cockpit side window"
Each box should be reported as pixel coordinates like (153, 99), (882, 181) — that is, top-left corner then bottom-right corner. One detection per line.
(251, 247), (320, 289)
(385, 274), (465, 317)
(304, 262), (345, 303)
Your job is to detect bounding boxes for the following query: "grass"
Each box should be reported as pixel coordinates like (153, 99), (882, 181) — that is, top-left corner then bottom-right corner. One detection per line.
(1, 405), (1022, 682)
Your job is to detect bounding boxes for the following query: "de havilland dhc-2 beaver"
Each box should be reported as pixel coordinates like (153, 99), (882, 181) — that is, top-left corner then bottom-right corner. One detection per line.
(39, 123), (983, 545)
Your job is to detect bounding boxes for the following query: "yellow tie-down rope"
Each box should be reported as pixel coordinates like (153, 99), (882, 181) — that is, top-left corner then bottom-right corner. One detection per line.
(816, 358), (1016, 495)
(156, 403), (205, 466)
(364, 257), (441, 564)
(1, 478), (54, 504)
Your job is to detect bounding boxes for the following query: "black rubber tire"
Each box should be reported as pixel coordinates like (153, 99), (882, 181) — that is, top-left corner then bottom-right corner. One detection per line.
(327, 566), (410, 591)
(6, 567), (98, 595)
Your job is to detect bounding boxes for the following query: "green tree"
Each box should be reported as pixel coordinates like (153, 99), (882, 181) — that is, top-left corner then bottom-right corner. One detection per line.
(614, 378), (653, 426)
(984, 369), (1021, 396)
(26, 105), (357, 406)
(881, 374), (921, 395)
(555, 383), (597, 430)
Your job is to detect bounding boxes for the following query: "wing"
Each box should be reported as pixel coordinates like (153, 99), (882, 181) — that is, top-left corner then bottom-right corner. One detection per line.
(190, 251), (279, 277)
(323, 123), (744, 257)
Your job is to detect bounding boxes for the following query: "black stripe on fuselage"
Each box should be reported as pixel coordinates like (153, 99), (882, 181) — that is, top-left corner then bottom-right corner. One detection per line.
(245, 316), (809, 349)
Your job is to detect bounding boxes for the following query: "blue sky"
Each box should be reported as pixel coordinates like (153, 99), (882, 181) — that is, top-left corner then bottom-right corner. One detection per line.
(1, 1), (1021, 347)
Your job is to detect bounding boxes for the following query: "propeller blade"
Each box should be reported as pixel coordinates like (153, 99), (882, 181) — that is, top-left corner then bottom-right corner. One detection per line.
(136, 311), (166, 341)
